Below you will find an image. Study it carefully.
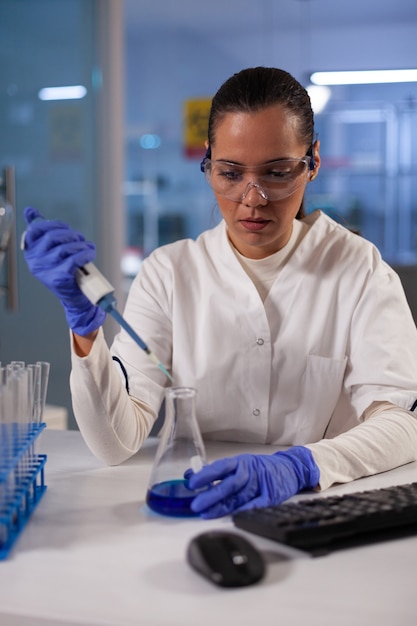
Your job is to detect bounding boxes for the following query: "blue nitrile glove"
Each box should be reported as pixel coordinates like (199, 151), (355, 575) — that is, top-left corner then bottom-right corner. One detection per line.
(23, 207), (106, 335)
(187, 446), (320, 519)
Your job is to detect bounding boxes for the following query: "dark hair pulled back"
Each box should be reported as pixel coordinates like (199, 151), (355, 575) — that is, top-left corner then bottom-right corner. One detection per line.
(208, 66), (314, 148)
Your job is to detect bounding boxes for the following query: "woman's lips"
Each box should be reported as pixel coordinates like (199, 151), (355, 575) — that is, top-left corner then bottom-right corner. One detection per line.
(240, 219), (270, 232)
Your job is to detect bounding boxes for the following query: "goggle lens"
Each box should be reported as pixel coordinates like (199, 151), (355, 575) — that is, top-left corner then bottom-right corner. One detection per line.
(202, 157), (312, 202)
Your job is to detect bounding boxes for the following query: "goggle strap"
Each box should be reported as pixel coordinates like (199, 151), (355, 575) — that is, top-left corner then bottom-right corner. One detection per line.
(306, 145), (315, 170)
(200, 145), (211, 173)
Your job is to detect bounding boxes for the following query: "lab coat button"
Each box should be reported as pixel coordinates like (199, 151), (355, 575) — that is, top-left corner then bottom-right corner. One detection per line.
(256, 338), (264, 346)
(252, 408), (261, 416)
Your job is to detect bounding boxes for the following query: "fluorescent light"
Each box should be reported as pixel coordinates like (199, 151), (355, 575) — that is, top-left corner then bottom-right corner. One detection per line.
(38, 85), (87, 101)
(310, 69), (417, 86)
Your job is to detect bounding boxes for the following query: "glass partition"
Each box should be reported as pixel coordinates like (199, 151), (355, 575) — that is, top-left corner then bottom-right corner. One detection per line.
(307, 84), (417, 265)
(0, 0), (123, 427)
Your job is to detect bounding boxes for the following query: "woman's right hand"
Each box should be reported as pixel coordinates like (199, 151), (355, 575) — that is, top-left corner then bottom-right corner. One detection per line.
(23, 207), (106, 336)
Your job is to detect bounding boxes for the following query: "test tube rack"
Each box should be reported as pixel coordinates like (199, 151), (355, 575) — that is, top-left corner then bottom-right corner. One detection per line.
(0, 422), (47, 559)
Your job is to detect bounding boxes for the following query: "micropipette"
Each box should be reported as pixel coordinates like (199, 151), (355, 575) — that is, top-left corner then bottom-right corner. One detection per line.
(21, 216), (173, 382)
(75, 263), (174, 382)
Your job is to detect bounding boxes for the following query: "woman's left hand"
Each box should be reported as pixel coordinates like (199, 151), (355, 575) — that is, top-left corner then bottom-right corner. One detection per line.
(187, 446), (320, 519)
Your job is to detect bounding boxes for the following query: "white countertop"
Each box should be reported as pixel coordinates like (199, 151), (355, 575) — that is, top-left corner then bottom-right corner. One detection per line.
(0, 429), (417, 626)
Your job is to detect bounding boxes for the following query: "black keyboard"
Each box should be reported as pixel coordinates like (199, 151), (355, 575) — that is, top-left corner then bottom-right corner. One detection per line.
(232, 482), (417, 556)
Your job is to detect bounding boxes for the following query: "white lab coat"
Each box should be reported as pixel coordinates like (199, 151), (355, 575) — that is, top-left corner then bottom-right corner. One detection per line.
(70, 211), (417, 479)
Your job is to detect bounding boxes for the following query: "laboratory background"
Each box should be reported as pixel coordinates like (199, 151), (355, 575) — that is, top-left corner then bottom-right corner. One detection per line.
(0, 0), (416, 429)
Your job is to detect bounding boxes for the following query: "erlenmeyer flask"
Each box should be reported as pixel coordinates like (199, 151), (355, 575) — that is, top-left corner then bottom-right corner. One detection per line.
(146, 386), (206, 517)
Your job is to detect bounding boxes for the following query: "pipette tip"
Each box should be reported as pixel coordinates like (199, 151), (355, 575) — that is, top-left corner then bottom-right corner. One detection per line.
(158, 363), (175, 383)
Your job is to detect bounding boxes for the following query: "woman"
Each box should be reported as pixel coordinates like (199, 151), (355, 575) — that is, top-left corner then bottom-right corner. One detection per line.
(24, 67), (417, 519)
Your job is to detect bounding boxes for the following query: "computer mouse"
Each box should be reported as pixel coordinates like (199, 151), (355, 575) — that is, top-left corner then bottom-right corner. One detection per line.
(186, 530), (265, 588)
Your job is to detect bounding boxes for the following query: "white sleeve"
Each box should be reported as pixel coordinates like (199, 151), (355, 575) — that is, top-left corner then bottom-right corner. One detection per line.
(306, 401), (417, 490)
(69, 328), (158, 465)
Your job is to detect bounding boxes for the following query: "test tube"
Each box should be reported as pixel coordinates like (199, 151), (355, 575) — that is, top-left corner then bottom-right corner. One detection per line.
(36, 361), (50, 424)
(0, 370), (6, 548)
(14, 365), (29, 485)
(31, 361), (49, 461)
(27, 363), (41, 425)
(0, 367), (10, 535)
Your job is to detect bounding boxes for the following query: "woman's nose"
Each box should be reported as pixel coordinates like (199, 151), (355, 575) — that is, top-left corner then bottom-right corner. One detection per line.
(240, 182), (269, 206)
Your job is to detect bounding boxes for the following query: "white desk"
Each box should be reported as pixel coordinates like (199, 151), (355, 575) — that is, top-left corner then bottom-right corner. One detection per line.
(0, 430), (416, 626)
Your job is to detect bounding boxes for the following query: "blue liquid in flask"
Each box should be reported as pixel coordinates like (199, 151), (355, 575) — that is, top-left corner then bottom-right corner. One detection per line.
(146, 479), (198, 517)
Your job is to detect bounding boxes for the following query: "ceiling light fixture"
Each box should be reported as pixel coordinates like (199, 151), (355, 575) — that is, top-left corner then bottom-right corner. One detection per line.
(306, 84), (331, 114)
(310, 69), (417, 86)
(38, 85), (87, 101)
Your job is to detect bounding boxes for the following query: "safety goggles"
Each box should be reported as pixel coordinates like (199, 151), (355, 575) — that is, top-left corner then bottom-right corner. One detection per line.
(201, 156), (313, 202)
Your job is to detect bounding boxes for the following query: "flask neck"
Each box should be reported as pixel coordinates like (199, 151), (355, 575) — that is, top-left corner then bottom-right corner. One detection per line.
(165, 387), (197, 436)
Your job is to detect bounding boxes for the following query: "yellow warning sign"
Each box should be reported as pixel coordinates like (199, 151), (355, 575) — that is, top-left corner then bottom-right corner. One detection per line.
(183, 98), (212, 159)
